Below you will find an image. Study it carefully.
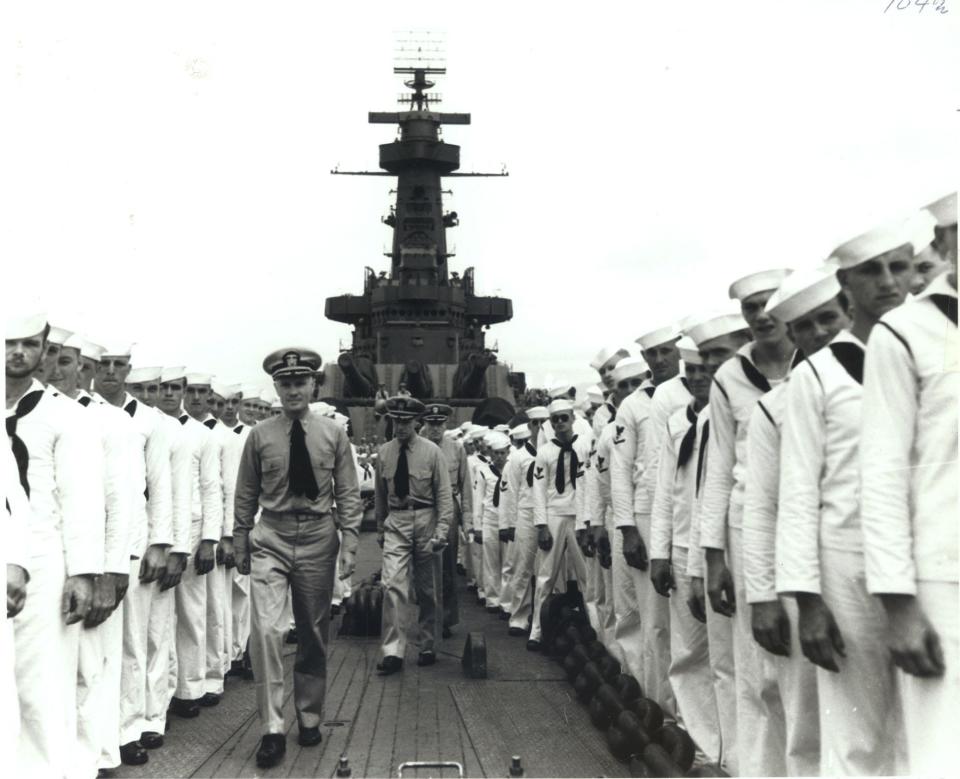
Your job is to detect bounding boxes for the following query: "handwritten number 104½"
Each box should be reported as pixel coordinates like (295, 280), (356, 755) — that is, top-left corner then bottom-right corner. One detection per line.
(885, 0), (949, 12)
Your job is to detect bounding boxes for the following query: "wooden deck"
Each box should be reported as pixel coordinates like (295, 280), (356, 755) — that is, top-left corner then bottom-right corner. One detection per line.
(113, 533), (632, 778)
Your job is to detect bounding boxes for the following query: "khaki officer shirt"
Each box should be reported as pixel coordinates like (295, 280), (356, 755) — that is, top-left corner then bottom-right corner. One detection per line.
(374, 434), (454, 537)
(439, 435), (473, 530)
(233, 411), (362, 559)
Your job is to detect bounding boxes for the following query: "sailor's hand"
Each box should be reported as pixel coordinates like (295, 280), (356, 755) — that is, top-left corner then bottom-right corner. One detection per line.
(7, 563), (28, 619)
(338, 549), (356, 581)
(139, 544), (168, 584)
(376, 530), (385, 548)
(113, 572), (130, 605)
(219, 537), (236, 569)
(84, 574), (117, 628)
(650, 559), (676, 598)
(430, 535), (448, 553)
(195, 540), (216, 576)
(537, 526), (553, 552)
(687, 577), (707, 624)
(62, 574), (94, 625)
(705, 549), (735, 617)
(236, 552), (251, 576)
(160, 552), (187, 591)
(621, 526), (648, 571)
(594, 527), (612, 569)
(576, 528), (593, 558)
(882, 594), (945, 678)
(797, 593), (845, 673)
(752, 600), (791, 657)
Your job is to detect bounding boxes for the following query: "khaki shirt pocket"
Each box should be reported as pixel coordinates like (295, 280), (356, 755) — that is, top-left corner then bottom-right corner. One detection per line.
(311, 456), (335, 499)
(409, 466), (433, 500)
(262, 455), (286, 494)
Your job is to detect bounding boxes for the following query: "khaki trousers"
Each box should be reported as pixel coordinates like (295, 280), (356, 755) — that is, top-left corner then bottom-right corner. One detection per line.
(249, 513), (339, 735)
(438, 503), (460, 629)
(380, 507), (442, 658)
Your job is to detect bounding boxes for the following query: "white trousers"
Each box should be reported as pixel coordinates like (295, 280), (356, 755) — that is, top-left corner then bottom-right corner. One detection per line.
(669, 546), (721, 763)
(631, 512), (676, 718)
(818, 548), (906, 776)
(14, 540), (78, 778)
(231, 568), (251, 662)
(500, 538), (515, 614)
(770, 597), (820, 776)
(727, 521), (786, 777)
(611, 525), (644, 680)
(507, 508), (538, 631)
(470, 531), (485, 598)
(529, 514), (587, 642)
(898, 580), (960, 776)
(481, 513), (502, 609)
(145, 585), (175, 733)
(204, 562), (227, 695)
(76, 603), (124, 775)
(174, 559), (207, 700)
(704, 578), (739, 775)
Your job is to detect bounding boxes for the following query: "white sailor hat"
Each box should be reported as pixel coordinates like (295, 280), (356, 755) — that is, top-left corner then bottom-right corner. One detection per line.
(443, 429), (459, 439)
(239, 383), (261, 400)
(185, 372), (212, 386)
(510, 424), (532, 440)
(127, 366), (162, 383)
(548, 382), (575, 399)
(589, 346), (612, 371)
(728, 269), (793, 301)
(686, 309), (750, 346)
(223, 384), (242, 399)
(765, 264), (842, 323)
(676, 336), (702, 366)
(100, 342), (134, 358)
(259, 389), (275, 404)
(61, 333), (89, 355)
(80, 340), (105, 362)
(467, 426), (489, 441)
(636, 323), (680, 351)
(332, 412), (350, 429)
(906, 210), (938, 257)
(459, 420), (472, 431)
(310, 401), (333, 414)
(831, 218), (916, 271)
(493, 423), (511, 434)
(485, 431), (512, 451)
(210, 380), (231, 399)
(547, 398), (576, 416)
(271, 398), (283, 410)
(5, 308), (47, 340)
(48, 325), (74, 346)
(525, 405), (549, 421)
(160, 366), (187, 383)
(611, 356), (649, 384)
(926, 192), (957, 227)
(586, 385), (604, 405)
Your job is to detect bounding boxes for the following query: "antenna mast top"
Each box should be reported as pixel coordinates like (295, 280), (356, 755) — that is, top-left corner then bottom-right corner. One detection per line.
(394, 30), (446, 111)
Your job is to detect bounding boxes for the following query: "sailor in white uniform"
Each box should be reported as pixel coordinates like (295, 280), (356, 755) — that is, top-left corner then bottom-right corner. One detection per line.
(743, 267), (851, 776)
(859, 213), (957, 776)
(6, 310), (105, 778)
(779, 221), (918, 775)
(477, 431), (511, 614)
(698, 268), (796, 777)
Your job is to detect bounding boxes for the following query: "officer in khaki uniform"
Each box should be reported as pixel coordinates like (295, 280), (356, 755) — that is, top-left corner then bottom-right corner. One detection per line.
(375, 396), (454, 674)
(234, 347), (361, 770)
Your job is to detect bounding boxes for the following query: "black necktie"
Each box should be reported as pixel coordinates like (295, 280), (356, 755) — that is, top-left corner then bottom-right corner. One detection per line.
(828, 342), (865, 385)
(553, 435), (580, 494)
(7, 389), (44, 497)
(695, 420), (710, 496)
(491, 465), (502, 507)
(124, 398), (138, 417)
(677, 405), (699, 469)
(78, 395), (92, 407)
(523, 440), (538, 486)
(395, 442), (409, 499)
(930, 294), (958, 325)
(289, 419), (320, 500)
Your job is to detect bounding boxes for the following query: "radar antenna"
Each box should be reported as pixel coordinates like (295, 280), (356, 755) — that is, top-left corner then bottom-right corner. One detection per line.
(394, 30), (446, 111)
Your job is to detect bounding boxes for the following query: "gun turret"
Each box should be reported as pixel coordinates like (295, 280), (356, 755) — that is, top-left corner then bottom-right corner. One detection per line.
(400, 360), (434, 400)
(453, 351), (495, 399)
(337, 352), (379, 398)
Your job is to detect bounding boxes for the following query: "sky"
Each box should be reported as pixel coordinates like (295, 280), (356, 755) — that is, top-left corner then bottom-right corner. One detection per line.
(4, 1), (958, 394)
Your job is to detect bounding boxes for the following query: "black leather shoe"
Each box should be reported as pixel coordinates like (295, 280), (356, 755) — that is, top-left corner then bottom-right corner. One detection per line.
(330, 603), (342, 616)
(120, 741), (148, 766)
(417, 651), (437, 667)
(285, 628), (298, 644)
(298, 726), (322, 746)
(508, 627), (526, 637)
(456, 563), (466, 576)
(376, 655), (404, 675)
(255, 733), (286, 769)
(476, 596), (486, 607)
(486, 604), (500, 614)
(526, 639), (541, 652)
(226, 660), (244, 678)
(499, 609), (510, 621)
(442, 626), (453, 639)
(140, 731), (164, 749)
(169, 697), (200, 718)
(199, 692), (221, 707)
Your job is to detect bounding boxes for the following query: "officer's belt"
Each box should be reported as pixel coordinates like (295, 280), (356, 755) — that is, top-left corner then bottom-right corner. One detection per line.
(261, 509), (331, 521)
(388, 497), (434, 511)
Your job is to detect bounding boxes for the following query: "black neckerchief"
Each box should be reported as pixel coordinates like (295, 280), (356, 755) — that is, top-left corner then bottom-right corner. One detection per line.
(7, 389), (44, 497)
(78, 395), (92, 407)
(930, 294), (958, 325)
(124, 398), (138, 417)
(552, 435), (580, 494)
(491, 464), (503, 507)
(677, 405), (699, 469)
(695, 420), (710, 496)
(828, 341), (864, 385)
